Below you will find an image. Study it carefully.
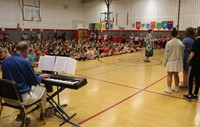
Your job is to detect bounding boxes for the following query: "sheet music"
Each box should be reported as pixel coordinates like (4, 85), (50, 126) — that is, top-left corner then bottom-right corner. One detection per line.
(53, 56), (67, 73)
(38, 55), (56, 71)
(38, 55), (77, 75)
(62, 57), (77, 75)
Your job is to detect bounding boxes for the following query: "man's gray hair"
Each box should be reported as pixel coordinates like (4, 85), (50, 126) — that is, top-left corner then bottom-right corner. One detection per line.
(16, 41), (29, 51)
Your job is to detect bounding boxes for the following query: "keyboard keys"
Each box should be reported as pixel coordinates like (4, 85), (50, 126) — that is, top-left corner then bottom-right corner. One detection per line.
(44, 78), (79, 85)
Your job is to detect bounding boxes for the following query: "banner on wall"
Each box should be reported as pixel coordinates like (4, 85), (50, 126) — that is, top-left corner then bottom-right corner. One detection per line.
(156, 22), (162, 30)
(99, 23), (102, 30)
(88, 22), (113, 30)
(150, 21), (156, 29)
(92, 23), (95, 30)
(110, 22), (113, 30)
(167, 21), (173, 30)
(136, 21), (141, 30)
(141, 24), (145, 30)
(95, 23), (99, 30)
(89, 23), (92, 30)
(106, 22), (110, 30)
(102, 22), (106, 30)
(89, 20), (174, 30)
(146, 23), (150, 30)
(162, 21), (167, 30)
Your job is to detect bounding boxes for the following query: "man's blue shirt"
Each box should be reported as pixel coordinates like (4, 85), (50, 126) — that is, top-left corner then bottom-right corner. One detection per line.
(2, 53), (42, 93)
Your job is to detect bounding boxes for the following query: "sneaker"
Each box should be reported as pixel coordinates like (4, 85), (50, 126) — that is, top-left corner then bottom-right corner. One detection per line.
(164, 88), (172, 94)
(192, 94), (199, 100)
(172, 87), (179, 93)
(183, 94), (192, 102)
(143, 59), (147, 62)
(40, 108), (55, 120)
(179, 85), (188, 89)
(15, 112), (31, 124)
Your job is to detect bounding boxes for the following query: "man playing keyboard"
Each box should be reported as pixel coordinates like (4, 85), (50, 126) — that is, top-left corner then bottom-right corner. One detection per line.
(1, 41), (54, 124)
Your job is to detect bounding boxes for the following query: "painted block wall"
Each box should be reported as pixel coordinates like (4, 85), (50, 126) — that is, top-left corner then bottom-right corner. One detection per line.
(0, 0), (84, 30)
(83, 0), (200, 30)
(1, 0), (199, 30)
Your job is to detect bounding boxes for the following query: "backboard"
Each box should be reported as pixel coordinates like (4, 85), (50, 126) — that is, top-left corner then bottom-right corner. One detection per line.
(100, 12), (114, 22)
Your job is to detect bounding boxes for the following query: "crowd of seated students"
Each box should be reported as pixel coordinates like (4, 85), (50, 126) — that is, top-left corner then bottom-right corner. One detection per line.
(0, 31), (172, 65)
(0, 35), (143, 64)
(124, 33), (170, 50)
(0, 31), (9, 42)
(153, 35), (170, 49)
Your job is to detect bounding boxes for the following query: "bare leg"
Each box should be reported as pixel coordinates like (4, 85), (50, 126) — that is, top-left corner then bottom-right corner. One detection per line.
(174, 72), (179, 87)
(164, 72), (173, 93)
(182, 71), (188, 86)
(146, 57), (149, 61)
(167, 72), (173, 88)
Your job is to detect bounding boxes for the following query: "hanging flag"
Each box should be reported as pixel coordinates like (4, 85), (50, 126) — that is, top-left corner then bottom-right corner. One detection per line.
(150, 21), (156, 30)
(146, 23), (150, 30)
(162, 21), (167, 30)
(156, 22), (162, 30)
(109, 22), (113, 30)
(89, 23), (92, 30)
(136, 21), (141, 30)
(132, 23), (135, 28)
(102, 22), (106, 30)
(106, 22), (110, 30)
(141, 24), (145, 30)
(167, 21), (173, 30)
(95, 23), (99, 30)
(99, 23), (102, 30)
(92, 23), (95, 30)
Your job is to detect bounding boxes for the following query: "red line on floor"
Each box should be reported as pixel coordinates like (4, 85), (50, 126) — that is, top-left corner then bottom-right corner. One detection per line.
(78, 90), (142, 125)
(77, 74), (141, 90)
(78, 75), (166, 125)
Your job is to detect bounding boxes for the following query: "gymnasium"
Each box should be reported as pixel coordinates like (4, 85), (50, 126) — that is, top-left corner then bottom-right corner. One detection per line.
(0, 0), (200, 127)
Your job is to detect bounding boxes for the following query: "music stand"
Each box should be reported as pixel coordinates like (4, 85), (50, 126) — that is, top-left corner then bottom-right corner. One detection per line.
(38, 54), (79, 127)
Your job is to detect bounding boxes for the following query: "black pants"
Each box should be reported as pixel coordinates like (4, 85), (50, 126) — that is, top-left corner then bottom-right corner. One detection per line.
(188, 65), (200, 95)
(42, 71), (54, 93)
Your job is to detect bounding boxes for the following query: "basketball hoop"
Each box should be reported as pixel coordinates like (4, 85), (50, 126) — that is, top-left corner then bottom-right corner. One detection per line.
(100, 12), (114, 23)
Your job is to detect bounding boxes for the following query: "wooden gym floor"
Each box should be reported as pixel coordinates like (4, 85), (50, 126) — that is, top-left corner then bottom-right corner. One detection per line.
(0, 49), (199, 127)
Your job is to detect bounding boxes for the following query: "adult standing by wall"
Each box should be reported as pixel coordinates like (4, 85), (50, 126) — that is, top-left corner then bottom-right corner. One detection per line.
(163, 28), (184, 94)
(180, 27), (195, 88)
(183, 26), (200, 101)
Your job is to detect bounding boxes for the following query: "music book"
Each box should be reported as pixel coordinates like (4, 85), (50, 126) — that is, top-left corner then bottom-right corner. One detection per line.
(38, 55), (77, 75)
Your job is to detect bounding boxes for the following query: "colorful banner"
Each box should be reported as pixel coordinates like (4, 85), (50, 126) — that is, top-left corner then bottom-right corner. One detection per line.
(99, 23), (102, 30)
(136, 21), (141, 30)
(141, 24), (145, 30)
(89, 20), (174, 31)
(110, 22), (113, 30)
(92, 23), (95, 30)
(150, 21), (156, 29)
(89, 23), (92, 30)
(106, 22), (110, 30)
(156, 22), (162, 30)
(102, 22), (106, 30)
(95, 23), (99, 30)
(167, 21), (173, 30)
(162, 21), (167, 30)
(146, 23), (150, 30)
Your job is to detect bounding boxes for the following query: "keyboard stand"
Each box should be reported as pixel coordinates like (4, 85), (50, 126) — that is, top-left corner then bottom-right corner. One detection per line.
(47, 86), (80, 127)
